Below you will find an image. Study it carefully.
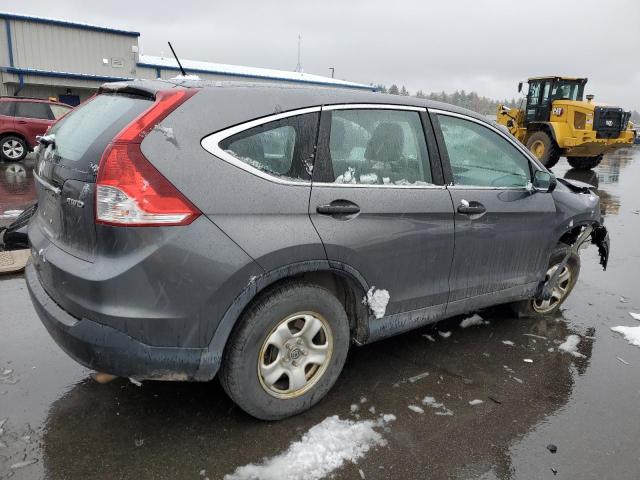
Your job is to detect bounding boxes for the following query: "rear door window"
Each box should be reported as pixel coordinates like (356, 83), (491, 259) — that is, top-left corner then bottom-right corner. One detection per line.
(325, 109), (432, 185)
(218, 112), (319, 181)
(15, 102), (52, 120)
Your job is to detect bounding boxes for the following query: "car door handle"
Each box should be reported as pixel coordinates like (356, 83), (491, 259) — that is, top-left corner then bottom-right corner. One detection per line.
(457, 200), (486, 215)
(16, 120), (28, 124)
(317, 201), (360, 215)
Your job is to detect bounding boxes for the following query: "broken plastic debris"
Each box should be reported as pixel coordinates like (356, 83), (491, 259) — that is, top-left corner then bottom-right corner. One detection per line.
(558, 335), (586, 358)
(611, 326), (640, 347)
(408, 405), (424, 414)
(359, 468), (366, 479)
(523, 358), (533, 363)
(129, 378), (142, 387)
(407, 371), (429, 383)
(438, 331), (452, 339)
(502, 340), (515, 346)
(421, 396), (453, 416)
(422, 334), (436, 342)
(468, 399), (484, 406)
(364, 287), (390, 319)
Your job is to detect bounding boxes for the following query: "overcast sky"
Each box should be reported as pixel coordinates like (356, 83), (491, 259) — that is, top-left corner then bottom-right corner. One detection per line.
(5, 0), (640, 110)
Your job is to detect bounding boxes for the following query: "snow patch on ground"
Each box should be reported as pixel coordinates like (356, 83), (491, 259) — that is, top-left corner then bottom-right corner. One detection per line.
(224, 415), (393, 480)
(629, 312), (640, 321)
(611, 326), (640, 347)
(408, 405), (424, 414)
(468, 399), (484, 406)
(460, 314), (488, 328)
(558, 335), (586, 358)
(502, 340), (515, 346)
(438, 331), (452, 339)
(364, 287), (390, 319)
(422, 396), (454, 416)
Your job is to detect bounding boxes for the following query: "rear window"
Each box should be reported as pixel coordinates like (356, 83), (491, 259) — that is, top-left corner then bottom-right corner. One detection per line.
(15, 102), (51, 120)
(50, 94), (151, 162)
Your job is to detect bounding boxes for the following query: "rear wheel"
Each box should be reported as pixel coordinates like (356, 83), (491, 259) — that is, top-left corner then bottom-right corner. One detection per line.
(567, 155), (603, 170)
(512, 245), (580, 317)
(0, 136), (28, 162)
(526, 131), (560, 168)
(220, 282), (350, 420)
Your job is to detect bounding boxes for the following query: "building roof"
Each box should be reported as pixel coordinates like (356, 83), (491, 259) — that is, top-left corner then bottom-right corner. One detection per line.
(138, 54), (375, 91)
(0, 11), (140, 37)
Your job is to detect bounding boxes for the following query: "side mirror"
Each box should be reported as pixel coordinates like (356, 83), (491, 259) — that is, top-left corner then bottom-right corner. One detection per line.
(518, 81), (523, 93)
(533, 170), (557, 192)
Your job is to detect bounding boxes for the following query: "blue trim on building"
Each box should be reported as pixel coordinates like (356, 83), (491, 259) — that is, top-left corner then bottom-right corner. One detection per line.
(0, 12), (140, 37)
(4, 18), (13, 67)
(137, 63), (377, 91)
(1, 66), (132, 83)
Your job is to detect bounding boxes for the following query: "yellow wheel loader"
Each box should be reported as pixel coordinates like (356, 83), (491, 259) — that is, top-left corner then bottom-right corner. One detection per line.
(497, 77), (636, 169)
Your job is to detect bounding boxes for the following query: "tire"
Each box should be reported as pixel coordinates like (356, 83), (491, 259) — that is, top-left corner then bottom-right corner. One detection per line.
(526, 131), (560, 168)
(511, 244), (580, 317)
(220, 282), (350, 420)
(0, 136), (28, 162)
(567, 155), (603, 170)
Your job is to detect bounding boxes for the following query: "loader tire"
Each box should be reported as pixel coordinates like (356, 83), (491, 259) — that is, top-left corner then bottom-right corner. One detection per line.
(526, 131), (560, 169)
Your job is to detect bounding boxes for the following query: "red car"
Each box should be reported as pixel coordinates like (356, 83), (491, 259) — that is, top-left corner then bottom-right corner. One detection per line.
(0, 97), (73, 162)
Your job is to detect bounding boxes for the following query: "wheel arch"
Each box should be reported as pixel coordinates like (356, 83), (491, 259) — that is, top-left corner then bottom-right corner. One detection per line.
(195, 260), (370, 381)
(526, 122), (559, 146)
(0, 131), (29, 146)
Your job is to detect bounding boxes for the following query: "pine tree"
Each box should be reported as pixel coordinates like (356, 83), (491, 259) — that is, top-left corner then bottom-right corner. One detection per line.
(375, 84), (388, 93)
(400, 86), (409, 96)
(388, 84), (400, 95)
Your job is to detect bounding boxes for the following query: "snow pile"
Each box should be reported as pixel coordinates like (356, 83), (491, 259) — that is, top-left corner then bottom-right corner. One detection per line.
(364, 287), (390, 319)
(558, 335), (586, 358)
(629, 312), (640, 321)
(171, 74), (201, 80)
(611, 326), (640, 347)
(460, 314), (488, 328)
(224, 415), (393, 480)
(422, 396), (454, 416)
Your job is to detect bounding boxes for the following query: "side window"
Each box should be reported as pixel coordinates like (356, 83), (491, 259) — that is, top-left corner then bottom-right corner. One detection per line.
(528, 82), (541, 106)
(219, 112), (319, 181)
(50, 104), (72, 120)
(437, 115), (531, 188)
(15, 102), (52, 120)
(328, 109), (432, 185)
(0, 102), (14, 117)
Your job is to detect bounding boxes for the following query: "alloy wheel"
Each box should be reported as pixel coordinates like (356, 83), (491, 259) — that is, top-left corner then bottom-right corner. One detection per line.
(2, 139), (25, 160)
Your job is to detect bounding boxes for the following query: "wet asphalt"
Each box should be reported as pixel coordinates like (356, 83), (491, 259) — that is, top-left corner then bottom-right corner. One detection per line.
(1, 149), (640, 479)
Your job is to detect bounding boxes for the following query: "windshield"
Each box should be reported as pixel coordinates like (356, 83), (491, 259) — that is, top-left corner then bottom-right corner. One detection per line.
(550, 81), (584, 101)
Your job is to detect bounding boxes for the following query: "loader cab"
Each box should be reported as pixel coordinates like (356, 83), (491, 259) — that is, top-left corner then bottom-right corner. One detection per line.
(522, 77), (587, 124)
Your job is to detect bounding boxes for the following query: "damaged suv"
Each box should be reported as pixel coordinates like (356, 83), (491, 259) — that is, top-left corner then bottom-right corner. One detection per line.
(26, 80), (609, 420)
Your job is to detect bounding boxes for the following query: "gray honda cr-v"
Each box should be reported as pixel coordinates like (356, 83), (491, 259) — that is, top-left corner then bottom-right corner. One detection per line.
(26, 79), (609, 420)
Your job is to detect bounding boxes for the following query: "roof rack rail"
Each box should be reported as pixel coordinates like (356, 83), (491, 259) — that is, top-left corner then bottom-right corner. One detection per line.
(0, 95), (61, 102)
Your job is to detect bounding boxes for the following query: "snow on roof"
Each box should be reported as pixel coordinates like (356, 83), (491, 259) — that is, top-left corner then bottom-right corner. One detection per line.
(0, 11), (140, 36)
(138, 54), (374, 90)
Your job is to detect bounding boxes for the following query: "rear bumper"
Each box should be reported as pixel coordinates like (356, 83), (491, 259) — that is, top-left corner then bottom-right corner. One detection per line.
(26, 261), (216, 381)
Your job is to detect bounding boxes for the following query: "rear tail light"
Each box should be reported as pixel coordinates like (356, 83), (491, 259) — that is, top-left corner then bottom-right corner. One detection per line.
(96, 89), (201, 226)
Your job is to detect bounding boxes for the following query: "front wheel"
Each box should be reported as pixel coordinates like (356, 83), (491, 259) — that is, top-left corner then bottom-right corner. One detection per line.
(512, 245), (580, 317)
(220, 282), (350, 420)
(567, 155), (603, 170)
(526, 131), (560, 169)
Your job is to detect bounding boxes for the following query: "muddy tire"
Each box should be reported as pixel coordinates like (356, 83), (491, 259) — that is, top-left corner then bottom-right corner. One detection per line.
(1, 136), (28, 162)
(220, 282), (350, 420)
(511, 245), (580, 317)
(567, 155), (603, 170)
(526, 131), (560, 169)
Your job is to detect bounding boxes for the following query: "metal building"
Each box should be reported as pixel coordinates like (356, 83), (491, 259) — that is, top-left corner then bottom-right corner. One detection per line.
(0, 12), (374, 106)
